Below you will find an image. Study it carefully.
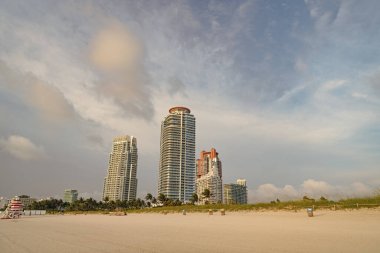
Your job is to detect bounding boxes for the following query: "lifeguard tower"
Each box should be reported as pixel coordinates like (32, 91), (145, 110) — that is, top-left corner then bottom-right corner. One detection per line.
(1, 196), (23, 219)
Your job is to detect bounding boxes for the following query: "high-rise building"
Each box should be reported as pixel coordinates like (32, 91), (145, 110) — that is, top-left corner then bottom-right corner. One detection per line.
(196, 148), (223, 204)
(103, 135), (138, 201)
(158, 106), (196, 202)
(63, 189), (78, 203)
(224, 179), (248, 204)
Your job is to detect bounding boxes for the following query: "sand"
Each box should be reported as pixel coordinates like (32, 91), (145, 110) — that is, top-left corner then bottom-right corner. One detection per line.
(1, 209), (379, 253)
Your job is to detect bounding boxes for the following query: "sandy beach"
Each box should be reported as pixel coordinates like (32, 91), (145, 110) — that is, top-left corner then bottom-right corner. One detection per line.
(1, 209), (379, 253)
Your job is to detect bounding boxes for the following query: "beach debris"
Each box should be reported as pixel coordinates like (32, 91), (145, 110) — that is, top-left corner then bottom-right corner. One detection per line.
(220, 209), (225, 216)
(1, 196), (23, 219)
(182, 210), (186, 215)
(307, 207), (313, 217)
(109, 211), (127, 216)
(208, 209), (213, 215)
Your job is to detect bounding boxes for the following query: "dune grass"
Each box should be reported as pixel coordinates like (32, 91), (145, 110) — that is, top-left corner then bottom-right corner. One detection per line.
(57, 195), (380, 215)
(127, 195), (380, 214)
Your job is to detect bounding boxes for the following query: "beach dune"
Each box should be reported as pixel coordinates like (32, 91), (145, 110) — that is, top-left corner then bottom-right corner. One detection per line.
(1, 209), (379, 253)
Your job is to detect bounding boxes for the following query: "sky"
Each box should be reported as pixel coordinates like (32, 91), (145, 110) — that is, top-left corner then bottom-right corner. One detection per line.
(0, 0), (379, 203)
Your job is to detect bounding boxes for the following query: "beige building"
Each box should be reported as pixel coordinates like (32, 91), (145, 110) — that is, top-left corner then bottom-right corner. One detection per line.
(224, 179), (248, 204)
(196, 148), (223, 204)
(103, 136), (138, 201)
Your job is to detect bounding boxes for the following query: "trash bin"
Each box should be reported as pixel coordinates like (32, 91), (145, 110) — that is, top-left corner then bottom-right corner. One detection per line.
(220, 209), (225, 216)
(307, 208), (313, 217)
(208, 209), (213, 215)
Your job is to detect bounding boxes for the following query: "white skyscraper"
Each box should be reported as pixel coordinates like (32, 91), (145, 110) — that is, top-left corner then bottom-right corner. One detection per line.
(103, 135), (138, 201)
(158, 106), (196, 202)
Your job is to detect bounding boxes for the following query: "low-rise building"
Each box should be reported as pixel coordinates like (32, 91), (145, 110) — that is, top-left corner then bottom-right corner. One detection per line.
(64, 189), (78, 203)
(224, 179), (248, 204)
(19, 195), (37, 209)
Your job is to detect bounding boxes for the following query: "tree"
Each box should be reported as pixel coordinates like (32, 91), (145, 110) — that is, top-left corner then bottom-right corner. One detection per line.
(136, 198), (145, 209)
(303, 196), (315, 202)
(145, 193), (153, 202)
(115, 200), (122, 209)
(173, 199), (182, 206)
(144, 193), (153, 208)
(202, 189), (210, 199)
(158, 193), (167, 203)
(190, 193), (198, 204)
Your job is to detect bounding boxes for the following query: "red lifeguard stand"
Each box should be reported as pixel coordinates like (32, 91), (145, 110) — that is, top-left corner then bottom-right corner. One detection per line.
(1, 196), (23, 219)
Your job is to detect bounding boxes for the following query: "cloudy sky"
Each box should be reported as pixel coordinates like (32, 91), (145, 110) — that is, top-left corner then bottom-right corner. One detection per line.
(0, 0), (379, 202)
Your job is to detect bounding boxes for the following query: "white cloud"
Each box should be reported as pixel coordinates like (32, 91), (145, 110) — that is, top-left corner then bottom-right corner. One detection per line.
(301, 179), (335, 198)
(249, 179), (376, 203)
(351, 92), (368, 99)
(318, 79), (346, 92)
(0, 61), (75, 122)
(250, 184), (298, 203)
(0, 135), (46, 160)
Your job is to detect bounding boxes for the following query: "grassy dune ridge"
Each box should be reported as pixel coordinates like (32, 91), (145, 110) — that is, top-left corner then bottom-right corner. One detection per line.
(60, 195), (380, 215)
(129, 195), (380, 213)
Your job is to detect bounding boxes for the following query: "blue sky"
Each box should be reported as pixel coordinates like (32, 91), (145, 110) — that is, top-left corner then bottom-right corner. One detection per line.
(0, 0), (379, 202)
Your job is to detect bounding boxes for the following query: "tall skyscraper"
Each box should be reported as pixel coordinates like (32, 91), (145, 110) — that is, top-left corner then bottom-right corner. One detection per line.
(158, 106), (196, 202)
(63, 189), (78, 204)
(224, 179), (248, 204)
(196, 148), (223, 204)
(103, 135), (138, 202)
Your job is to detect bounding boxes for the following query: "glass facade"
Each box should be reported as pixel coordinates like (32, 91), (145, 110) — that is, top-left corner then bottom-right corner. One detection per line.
(158, 107), (196, 202)
(103, 136), (138, 201)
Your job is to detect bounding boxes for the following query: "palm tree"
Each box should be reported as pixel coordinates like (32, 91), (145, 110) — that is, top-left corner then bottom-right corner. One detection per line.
(202, 189), (210, 198)
(202, 189), (211, 205)
(158, 193), (167, 204)
(145, 193), (153, 202)
(190, 193), (198, 204)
